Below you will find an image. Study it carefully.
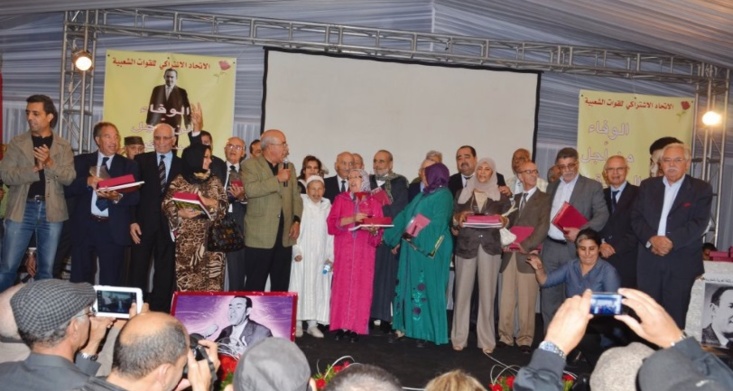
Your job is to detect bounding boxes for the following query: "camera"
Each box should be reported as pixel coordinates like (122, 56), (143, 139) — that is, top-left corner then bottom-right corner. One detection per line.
(589, 292), (623, 316)
(183, 333), (217, 386)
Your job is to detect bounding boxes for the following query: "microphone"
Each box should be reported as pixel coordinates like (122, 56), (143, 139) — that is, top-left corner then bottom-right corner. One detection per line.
(282, 158), (289, 187)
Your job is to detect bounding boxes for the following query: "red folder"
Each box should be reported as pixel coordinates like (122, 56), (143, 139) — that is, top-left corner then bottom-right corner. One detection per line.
(508, 226), (534, 251)
(405, 214), (430, 237)
(97, 174), (142, 193)
(551, 202), (588, 231)
(363, 216), (393, 226)
(371, 188), (392, 206)
(465, 215), (503, 225)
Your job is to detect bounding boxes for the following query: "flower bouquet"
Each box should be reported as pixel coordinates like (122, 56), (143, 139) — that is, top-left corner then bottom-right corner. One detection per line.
(312, 356), (353, 390)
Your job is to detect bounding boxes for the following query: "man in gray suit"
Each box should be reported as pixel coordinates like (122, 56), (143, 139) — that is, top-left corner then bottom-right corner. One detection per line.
(498, 161), (550, 353)
(540, 147), (608, 329)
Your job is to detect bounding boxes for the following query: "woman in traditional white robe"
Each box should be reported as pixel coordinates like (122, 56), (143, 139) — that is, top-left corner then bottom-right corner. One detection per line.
(289, 176), (334, 338)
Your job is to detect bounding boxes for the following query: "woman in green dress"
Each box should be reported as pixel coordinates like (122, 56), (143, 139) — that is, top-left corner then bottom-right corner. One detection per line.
(385, 162), (454, 347)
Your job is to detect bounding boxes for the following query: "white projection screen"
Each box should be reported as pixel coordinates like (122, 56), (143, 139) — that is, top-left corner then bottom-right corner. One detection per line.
(262, 48), (540, 180)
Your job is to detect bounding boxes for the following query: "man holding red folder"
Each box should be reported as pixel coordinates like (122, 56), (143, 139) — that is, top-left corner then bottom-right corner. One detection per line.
(498, 161), (550, 352)
(541, 148), (608, 329)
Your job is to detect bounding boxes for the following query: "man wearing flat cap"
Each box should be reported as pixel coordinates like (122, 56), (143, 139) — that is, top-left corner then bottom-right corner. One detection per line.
(0, 279), (114, 390)
(123, 136), (145, 161)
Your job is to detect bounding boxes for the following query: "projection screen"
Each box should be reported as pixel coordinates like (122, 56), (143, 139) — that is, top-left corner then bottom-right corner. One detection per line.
(262, 48), (540, 181)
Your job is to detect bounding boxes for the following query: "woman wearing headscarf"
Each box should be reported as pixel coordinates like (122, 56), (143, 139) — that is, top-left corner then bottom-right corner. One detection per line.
(451, 157), (511, 354)
(162, 143), (228, 291)
(384, 162), (454, 347)
(326, 168), (384, 342)
(289, 175), (334, 338)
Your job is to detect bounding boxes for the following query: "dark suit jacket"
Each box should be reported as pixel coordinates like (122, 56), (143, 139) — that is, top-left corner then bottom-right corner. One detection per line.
(215, 320), (273, 347)
(544, 174), (608, 248)
(369, 174), (409, 218)
(599, 183), (639, 287)
(64, 153), (140, 246)
(448, 172), (505, 198)
(132, 151), (183, 240)
(408, 181), (422, 202)
(501, 189), (550, 273)
(145, 85), (191, 129)
(324, 175), (348, 204)
(631, 174), (712, 278)
(701, 324), (721, 346)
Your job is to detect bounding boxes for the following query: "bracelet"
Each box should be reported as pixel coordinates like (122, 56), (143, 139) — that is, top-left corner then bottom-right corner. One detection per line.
(79, 352), (98, 361)
(669, 331), (688, 348)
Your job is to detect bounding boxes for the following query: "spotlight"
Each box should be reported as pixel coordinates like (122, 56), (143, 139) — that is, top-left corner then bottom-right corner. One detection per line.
(702, 111), (722, 126)
(72, 50), (93, 71)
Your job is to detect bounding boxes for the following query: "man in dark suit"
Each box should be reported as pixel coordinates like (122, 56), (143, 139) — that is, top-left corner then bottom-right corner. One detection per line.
(599, 155), (639, 289)
(369, 150), (409, 332)
(145, 68), (191, 136)
(242, 129), (303, 292)
(221, 137), (248, 291)
(498, 161), (550, 353)
(631, 143), (712, 328)
(129, 123), (182, 312)
(216, 296), (272, 358)
(701, 286), (733, 347)
(541, 147), (608, 328)
(323, 151), (354, 204)
(448, 145), (505, 197)
(65, 122), (140, 286)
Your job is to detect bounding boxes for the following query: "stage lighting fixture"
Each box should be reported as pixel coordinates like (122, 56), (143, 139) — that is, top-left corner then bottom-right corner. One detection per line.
(702, 111), (722, 126)
(72, 50), (93, 71)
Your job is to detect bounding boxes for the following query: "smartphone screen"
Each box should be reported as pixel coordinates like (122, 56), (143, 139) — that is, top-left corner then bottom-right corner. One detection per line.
(96, 289), (136, 315)
(590, 293), (622, 316)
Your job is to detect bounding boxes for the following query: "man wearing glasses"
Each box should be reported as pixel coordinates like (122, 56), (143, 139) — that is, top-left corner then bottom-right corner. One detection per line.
(0, 280), (112, 390)
(324, 151), (355, 204)
(242, 129), (303, 292)
(221, 137), (248, 291)
(540, 147), (608, 329)
(599, 155), (639, 289)
(631, 143), (712, 328)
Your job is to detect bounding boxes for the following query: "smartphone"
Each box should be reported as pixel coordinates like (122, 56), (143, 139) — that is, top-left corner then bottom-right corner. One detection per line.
(93, 286), (143, 318)
(589, 292), (623, 316)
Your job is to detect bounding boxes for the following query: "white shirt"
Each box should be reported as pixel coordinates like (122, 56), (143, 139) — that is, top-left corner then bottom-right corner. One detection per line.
(658, 176), (684, 236)
(548, 174), (579, 240)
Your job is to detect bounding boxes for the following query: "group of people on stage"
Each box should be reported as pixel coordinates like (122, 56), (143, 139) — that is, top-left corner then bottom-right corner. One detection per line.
(0, 95), (717, 364)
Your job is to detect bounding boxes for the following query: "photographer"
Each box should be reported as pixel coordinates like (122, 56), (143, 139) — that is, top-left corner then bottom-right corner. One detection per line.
(74, 312), (220, 391)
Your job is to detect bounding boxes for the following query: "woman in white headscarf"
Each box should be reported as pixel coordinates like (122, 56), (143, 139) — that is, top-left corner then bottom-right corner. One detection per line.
(451, 157), (511, 354)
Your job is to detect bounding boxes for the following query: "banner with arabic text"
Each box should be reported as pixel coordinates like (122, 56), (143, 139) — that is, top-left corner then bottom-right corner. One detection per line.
(103, 50), (236, 160)
(577, 90), (694, 186)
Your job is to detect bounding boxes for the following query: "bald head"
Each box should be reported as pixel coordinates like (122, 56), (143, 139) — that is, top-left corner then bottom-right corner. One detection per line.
(0, 284), (24, 338)
(512, 148), (531, 173)
(112, 312), (188, 379)
(260, 129), (288, 164)
(335, 151), (355, 179)
(153, 123), (176, 154)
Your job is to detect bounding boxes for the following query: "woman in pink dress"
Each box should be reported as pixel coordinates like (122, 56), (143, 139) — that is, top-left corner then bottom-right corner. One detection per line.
(327, 168), (384, 342)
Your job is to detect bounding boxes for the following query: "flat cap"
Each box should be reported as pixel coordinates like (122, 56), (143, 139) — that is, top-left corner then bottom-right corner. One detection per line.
(124, 136), (144, 146)
(10, 280), (96, 336)
(233, 337), (310, 391)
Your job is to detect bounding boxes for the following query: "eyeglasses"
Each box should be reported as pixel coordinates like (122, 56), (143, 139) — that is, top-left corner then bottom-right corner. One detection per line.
(76, 307), (96, 319)
(604, 167), (627, 173)
(519, 169), (539, 175)
(661, 157), (686, 165)
(271, 142), (288, 147)
(557, 162), (578, 171)
(225, 144), (244, 151)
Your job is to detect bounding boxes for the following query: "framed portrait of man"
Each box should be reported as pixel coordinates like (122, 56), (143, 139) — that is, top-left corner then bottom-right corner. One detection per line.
(171, 291), (297, 358)
(700, 280), (733, 349)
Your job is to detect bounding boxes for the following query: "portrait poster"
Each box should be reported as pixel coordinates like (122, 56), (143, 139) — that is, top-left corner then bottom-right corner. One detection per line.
(171, 291), (296, 358)
(577, 90), (694, 186)
(103, 49), (236, 161)
(700, 275), (733, 349)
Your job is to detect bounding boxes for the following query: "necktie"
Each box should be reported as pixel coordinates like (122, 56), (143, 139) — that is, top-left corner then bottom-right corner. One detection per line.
(518, 192), (528, 214)
(227, 165), (237, 188)
(611, 190), (619, 213)
(96, 157), (110, 211)
(159, 155), (167, 194)
(340, 180), (346, 193)
(463, 176), (471, 188)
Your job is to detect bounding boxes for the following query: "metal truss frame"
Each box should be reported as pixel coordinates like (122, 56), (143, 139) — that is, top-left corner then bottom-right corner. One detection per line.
(59, 7), (731, 242)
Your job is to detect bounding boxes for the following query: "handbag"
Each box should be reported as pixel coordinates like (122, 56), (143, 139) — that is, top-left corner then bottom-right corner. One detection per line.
(206, 215), (245, 252)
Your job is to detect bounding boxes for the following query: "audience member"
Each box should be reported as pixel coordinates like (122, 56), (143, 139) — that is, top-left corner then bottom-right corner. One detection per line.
(242, 129), (303, 292)
(129, 123), (182, 312)
(0, 280), (114, 389)
(504, 148), (548, 195)
(222, 137), (248, 291)
(290, 176), (333, 338)
(541, 147), (608, 329)
(228, 338), (315, 391)
(648, 136), (682, 178)
(589, 342), (653, 391)
(498, 161), (550, 353)
(631, 143), (712, 328)
(297, 155), (323, 194)
(598, 155), (638, 288)
(546, 165), (561, 183)
(0, 94), (76, 291)
(163, 143), (228, 291)
(452, 157), (511, 354)
(703, 242), (717, 261)
(249, 139), (262, 159)
(324, 364), (402, 391)
(327, 168), (383, 342)
(65, 122), (140, 286)
(425, 370), (487, 391)
(369, 149), (409, 333)
(407, 158), (436, 202)
(324, 151), (354, 203)
(73, 312), (219, 391)
(385, 162), (453, 347)
(0, 284), (29, 363)
(123, 136), (145, 161)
